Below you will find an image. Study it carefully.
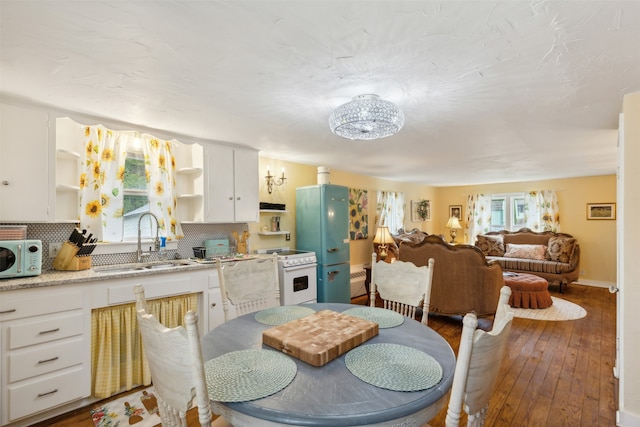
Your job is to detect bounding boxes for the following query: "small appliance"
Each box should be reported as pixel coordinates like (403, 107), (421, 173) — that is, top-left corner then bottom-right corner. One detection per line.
(0, 239), (42, 279)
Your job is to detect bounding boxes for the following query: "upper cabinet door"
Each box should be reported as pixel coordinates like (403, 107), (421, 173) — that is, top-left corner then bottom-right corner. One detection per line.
(0, 103), (51, 222)
(206, 144), (235, 222)
(205, 145), (258, 223)
(232, 148), (259, 223)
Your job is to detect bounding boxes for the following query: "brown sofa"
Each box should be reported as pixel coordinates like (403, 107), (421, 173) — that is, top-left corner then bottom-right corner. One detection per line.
(394, 232), (504, 317)
(476, 228), (580, 293)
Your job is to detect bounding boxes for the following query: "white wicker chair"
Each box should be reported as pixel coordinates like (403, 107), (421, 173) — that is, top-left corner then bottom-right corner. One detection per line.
(134, 285), (232, 427)
(216, 253), (280, 322)
(370, 252), (435, 325)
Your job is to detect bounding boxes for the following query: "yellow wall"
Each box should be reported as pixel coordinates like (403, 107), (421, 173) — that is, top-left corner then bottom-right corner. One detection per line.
(252, 156), (617, 286)
(436, 175), (617, 286)
(251, 157), (436, 267)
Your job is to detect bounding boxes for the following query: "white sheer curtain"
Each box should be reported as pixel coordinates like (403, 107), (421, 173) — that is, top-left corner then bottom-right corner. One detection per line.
(524, 190), (560, 232)
(466, 194), (492, 244)
(376, 191), (405, 234)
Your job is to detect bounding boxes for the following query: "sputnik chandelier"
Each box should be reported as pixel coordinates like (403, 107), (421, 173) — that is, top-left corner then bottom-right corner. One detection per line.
(328, 94), (404, 140)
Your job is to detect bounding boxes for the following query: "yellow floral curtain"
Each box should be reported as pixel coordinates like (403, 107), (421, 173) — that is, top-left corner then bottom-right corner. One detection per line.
(79, 125), (131, 242)
(466, 194), (492, 243)
(79, 125), (183, 241)
(91, 293), (198, 398)
(376, 191), (405, 234)
(141, 136), (183, 240)
(524, 190), (560, 232)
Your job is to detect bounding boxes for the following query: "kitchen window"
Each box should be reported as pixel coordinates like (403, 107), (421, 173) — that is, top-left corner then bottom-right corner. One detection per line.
(78, 124), (182, 244)
(122, 150), (153, 240)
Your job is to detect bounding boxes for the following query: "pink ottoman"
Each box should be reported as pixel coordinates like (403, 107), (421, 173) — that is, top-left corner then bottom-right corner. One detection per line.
(503, 273), (553, 309)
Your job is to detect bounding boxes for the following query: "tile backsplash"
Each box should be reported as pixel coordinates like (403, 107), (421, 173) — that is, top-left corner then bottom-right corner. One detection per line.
(2, 222), (249, 271)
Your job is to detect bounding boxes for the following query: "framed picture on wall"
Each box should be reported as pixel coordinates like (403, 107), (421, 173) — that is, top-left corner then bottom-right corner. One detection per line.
(411, 200), (431, 221)
(587, 203), (616, 220)
(449, 205), (462, 220)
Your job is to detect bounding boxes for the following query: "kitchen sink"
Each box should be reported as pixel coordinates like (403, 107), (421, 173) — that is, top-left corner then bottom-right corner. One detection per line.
(143, 261), (192, 270)
(94, 260), (195, 274)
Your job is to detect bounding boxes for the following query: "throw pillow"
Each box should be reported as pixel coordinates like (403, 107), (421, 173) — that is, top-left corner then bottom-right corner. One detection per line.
(476, 234), (505, 256)
(503, 243), (547, 260)
(546, 237), (576, 263)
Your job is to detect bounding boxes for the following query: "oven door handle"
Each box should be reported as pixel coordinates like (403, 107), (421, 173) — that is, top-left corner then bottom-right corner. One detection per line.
(284, 264), (317, 272)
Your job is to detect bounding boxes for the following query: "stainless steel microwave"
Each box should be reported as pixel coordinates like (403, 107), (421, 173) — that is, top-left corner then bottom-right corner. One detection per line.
(0, 240), (42, 279)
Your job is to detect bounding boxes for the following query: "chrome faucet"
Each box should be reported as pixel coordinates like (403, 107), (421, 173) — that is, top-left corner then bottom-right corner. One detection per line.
(137, 212), (160, 263)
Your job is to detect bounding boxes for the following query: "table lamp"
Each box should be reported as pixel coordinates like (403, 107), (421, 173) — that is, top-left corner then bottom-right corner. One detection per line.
(373, 226), (393, 260)
(446, 217), (462, 243)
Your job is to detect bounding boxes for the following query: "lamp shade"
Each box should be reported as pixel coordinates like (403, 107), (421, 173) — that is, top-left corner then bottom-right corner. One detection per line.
(446, 217), (462, 229)
(373, 226), (392, 244)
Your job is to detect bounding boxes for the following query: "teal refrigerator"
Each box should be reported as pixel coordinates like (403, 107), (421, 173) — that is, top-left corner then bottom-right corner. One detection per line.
(296, 184), (351, 303)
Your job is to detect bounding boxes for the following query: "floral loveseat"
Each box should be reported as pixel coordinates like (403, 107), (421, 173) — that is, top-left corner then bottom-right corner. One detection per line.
(475, 228), (580, 293)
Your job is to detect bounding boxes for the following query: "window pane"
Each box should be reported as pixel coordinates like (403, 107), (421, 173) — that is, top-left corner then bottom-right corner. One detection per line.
(123, 196), (150, 240)
(124, 155), (147, 190)
(491, 199), (505, 231)
(513, 197), (525, 230)
(123, 152), (149, 240)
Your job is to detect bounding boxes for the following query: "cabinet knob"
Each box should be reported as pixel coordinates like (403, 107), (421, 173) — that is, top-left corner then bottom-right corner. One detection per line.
(211, 302), (217, 308)
(236, 196), (241, 200)
(1, 180), (9, 186)
(228, 196), (233, 200)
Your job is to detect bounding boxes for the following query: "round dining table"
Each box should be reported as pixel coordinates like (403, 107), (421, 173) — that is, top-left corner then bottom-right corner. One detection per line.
(201, 303), (456, 427)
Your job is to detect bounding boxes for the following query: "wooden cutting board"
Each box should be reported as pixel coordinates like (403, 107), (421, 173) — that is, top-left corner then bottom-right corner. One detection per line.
(262, 310), (379, 366)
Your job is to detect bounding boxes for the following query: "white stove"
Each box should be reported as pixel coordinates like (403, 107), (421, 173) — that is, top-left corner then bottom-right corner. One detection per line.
(256, 247), (317, 304)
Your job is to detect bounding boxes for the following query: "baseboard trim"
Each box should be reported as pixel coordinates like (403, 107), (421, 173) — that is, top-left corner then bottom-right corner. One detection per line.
(617, 408), (640, 427)
(574, 279), (616, 289)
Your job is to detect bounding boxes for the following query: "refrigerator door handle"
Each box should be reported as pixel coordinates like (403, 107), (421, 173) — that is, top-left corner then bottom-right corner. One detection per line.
(327, 248), (339, 253)
(328, 270), (341, 278)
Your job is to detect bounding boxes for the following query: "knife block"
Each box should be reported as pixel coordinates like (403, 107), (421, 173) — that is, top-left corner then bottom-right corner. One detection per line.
(52, 241), (91, 271)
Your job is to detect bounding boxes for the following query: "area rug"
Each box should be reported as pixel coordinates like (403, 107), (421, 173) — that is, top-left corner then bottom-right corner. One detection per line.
(91, 387), (161, 427)
(512, 296), (587, 321)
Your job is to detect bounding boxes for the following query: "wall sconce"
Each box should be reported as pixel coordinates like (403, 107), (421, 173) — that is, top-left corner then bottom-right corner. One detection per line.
(446, 216), (462, 244)
(265, 167), (286, 194)
(373, 225), (393, 260)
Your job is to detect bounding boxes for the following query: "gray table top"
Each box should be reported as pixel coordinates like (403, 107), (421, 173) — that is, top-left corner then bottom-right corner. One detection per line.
(201, 303), (455, 426)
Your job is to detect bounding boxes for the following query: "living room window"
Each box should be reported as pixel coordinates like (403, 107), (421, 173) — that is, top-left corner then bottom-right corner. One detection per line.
(491, 193), (525, 231)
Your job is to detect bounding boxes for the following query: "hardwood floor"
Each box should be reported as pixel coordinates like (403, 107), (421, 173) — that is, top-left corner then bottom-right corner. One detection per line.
(427, 283), (617, 427)
(38, 284), (616, 427)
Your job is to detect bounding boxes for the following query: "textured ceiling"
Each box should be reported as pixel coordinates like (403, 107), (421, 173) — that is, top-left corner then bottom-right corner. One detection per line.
(1, 1), (638, 186)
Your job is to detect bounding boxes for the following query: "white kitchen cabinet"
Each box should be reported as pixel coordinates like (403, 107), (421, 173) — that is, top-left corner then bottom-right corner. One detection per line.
(0, 286), (90, 425)
(0, 103), (51, 222)
(207, 269), (225, 330)
(205, 144), (258, 223)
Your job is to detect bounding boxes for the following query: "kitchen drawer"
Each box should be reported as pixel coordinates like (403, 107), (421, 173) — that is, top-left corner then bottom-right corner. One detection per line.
(9, 337), (84, 382)
(8, 366), (86, 422)
(107, 275), (193, 305)
(0, 288), (83, 321)
(8, 311), (83, 350)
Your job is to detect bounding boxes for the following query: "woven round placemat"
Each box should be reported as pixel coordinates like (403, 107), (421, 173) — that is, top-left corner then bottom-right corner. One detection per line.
(342, 306), (405, 328)
(204, 349), (297, 402)
(254, 305), (316, 325)
(345, 343), (443, 392)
